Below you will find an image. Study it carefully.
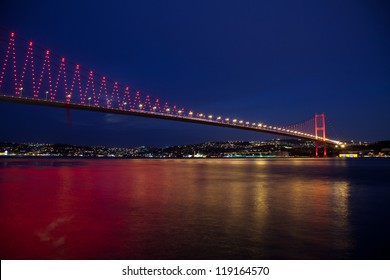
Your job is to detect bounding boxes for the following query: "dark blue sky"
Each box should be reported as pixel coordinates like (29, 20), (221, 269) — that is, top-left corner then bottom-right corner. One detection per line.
(1, 0), (389, 147)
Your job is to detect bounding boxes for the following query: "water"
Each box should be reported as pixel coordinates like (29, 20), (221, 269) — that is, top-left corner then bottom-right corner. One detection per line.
(0, 158), (389, 260)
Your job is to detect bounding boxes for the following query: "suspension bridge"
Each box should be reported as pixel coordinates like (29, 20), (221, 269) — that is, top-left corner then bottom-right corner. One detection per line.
(0, 32), (342, 156)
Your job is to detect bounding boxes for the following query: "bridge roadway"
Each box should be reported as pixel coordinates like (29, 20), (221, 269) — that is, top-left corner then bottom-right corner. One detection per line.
(0, 94), (340, 145)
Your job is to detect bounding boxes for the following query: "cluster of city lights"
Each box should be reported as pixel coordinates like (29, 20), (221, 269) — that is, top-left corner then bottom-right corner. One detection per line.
(0, 32), (340, 143)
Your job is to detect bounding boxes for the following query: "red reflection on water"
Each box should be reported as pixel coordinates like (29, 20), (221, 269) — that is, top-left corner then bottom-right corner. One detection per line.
(0, 158), (352, 259)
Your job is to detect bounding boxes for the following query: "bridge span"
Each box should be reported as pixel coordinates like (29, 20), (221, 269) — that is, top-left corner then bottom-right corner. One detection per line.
(0, 94), (340, 146)
(0, 31), (342, 156)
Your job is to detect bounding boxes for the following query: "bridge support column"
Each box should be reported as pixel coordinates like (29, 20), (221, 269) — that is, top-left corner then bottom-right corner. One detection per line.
(323, 142), (327, 157)
(315, 113), (327, 157)
(315, 141), (326, 157)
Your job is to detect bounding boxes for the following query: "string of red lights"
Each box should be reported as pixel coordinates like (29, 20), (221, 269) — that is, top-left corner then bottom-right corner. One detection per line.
(0, 31), (340, 146)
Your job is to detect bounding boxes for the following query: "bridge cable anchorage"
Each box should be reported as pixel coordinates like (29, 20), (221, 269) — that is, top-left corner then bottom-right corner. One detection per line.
(0, 31), (342, 146)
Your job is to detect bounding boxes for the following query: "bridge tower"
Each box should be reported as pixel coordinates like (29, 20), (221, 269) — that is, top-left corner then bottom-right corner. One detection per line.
(315, 113), (327, 157)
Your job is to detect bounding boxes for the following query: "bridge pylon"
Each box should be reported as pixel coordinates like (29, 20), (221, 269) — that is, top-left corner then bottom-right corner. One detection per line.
(315, 113), (327, 157)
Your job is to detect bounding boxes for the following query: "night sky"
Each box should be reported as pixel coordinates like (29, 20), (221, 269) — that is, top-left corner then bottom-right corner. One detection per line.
(1, 0), (389, 147)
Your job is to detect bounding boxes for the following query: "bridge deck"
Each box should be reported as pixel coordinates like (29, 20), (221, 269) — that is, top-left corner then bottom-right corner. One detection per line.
(0, 95), (340, 145)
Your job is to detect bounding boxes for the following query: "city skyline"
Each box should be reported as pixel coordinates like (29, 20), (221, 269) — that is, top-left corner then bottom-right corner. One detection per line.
(1, 0), (389, 147)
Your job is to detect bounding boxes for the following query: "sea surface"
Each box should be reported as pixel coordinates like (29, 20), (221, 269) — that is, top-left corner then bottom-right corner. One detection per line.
(0, 158), (389, 260)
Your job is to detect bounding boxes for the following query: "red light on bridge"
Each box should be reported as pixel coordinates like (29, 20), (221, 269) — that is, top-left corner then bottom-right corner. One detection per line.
(0, 31), (338, 152)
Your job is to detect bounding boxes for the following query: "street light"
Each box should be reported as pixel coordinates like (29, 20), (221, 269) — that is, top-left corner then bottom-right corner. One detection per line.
(45, 91), (48, 100)
(123, 102), (127, 110)
(88, 97), (91, 105)
(19, 87), (23, 97)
